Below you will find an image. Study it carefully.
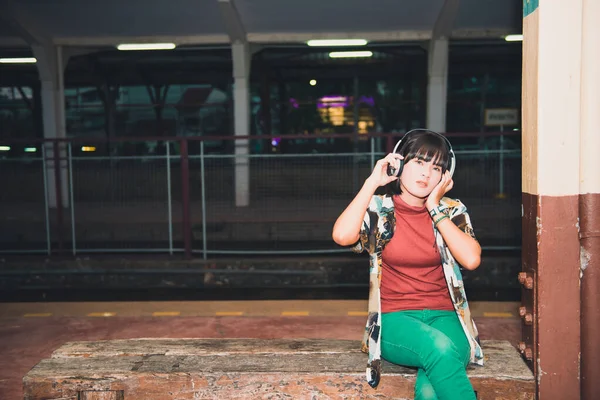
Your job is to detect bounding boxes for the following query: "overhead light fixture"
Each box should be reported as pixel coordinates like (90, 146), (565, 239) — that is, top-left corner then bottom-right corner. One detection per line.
(0, 146), (10, 151)
(329, 51), (373, 59)
(117, 43), (176, 51)
(0, 57), (37, 64)
(504, 34), (523, 42)
(307, 39), (368, 47)
(24, 147), (37, 153)
(81, 146), (96, 152)
(309, 79), (317, 86)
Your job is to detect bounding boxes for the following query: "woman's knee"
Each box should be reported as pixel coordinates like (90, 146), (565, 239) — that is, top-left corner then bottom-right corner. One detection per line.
(423, 334), (463, 367)
(415, 381), (438, 400)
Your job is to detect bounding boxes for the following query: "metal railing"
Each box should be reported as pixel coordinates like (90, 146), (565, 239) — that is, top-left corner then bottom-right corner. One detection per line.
(0, 132), (522, 257)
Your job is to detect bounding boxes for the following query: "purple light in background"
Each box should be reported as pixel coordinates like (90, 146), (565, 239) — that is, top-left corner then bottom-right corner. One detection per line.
(317, 95), (348, 109)
(317, 102), (347, 108)
(320, 95), (347, 101)
(315, 95), (375, 108)
(359, 96), (375, 107)
(271, 138), (280, 146)
(289, 98), (299, 109)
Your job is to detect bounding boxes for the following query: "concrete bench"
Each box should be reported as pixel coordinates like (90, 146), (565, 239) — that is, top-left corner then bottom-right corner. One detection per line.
(23, 338), (534, 400)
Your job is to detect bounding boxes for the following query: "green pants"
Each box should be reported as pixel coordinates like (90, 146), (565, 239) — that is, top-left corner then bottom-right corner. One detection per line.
(381, 309), (476, 400)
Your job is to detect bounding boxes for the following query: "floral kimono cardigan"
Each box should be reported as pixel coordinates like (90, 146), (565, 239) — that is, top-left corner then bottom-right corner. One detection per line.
(352, 194), (484, 388)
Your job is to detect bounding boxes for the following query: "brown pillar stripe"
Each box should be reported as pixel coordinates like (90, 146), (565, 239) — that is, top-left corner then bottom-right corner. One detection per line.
(521, 193), (581, 398)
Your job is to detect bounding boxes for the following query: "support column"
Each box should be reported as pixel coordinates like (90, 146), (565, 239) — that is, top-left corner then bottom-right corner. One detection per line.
(33, 44), (69, 208)
(426, 38), (448, 132)
(580, 0), (600, 397)
(521, 1), (582, 398)
(232, 41), (250, 207)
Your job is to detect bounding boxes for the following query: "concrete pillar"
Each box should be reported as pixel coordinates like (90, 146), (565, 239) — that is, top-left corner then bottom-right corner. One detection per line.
(32, 44), (68, 208)
(426, 38), (448, 133)
(521, 0), (584, 397)
(580, 0), (600, 397)
(232, 41), (250, 207)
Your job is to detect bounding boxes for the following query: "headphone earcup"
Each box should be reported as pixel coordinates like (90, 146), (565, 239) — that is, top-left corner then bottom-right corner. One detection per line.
(386, 159), (404, 177)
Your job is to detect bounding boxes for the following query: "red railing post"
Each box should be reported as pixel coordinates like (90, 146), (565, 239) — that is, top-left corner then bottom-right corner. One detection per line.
(53, 141), (64, 253)
(180, 139), (192, 259)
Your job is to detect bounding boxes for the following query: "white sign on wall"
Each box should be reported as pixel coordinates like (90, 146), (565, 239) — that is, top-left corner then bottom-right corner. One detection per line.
(484, 108), (519, 126)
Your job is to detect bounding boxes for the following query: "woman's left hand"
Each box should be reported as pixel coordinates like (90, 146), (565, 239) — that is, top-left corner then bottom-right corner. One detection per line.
(427, 171), (454, 209)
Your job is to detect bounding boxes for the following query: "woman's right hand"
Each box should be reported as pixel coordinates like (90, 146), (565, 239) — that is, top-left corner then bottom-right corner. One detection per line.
(333, 153), (403, 246)
(367, 153), (404, 188)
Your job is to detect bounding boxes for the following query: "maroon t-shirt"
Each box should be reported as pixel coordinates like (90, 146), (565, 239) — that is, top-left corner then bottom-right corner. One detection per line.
(381, 196), (454, 313)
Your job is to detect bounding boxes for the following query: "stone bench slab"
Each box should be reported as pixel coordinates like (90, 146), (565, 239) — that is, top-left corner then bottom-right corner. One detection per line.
(23, 338), (534, 400)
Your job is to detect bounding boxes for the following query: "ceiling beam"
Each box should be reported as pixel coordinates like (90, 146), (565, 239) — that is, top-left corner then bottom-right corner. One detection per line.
(249, 30), (431, 44)
(247, 28), (509, 44)
(0, 28), (513, 50)
(217, 0), (247, 44)
(50, 34), (230, 47)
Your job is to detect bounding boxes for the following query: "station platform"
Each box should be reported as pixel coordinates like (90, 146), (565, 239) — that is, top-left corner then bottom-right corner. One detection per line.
(0, 300), (521, 399)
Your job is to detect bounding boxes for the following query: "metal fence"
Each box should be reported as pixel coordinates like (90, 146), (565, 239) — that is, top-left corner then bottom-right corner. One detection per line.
(0, 132), (522, 257)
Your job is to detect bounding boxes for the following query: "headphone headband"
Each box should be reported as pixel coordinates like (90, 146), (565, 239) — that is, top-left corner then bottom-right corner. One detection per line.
(391, 129), (456, 177)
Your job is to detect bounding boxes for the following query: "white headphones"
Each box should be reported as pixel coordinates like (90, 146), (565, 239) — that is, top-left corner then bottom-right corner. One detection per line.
(387, 129), (456, 178)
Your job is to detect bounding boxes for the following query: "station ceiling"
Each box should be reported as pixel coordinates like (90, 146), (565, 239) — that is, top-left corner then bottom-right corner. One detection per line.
(0, 0), (521, 48)
(0, 0), (522, 86)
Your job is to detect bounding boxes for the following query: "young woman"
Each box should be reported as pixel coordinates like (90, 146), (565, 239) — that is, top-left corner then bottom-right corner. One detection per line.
(332, 129), (483, 400)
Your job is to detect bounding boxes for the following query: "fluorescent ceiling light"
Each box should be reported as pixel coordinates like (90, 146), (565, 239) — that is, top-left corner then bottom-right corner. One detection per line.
(307, 39), (367, 47)
(504, 34), (523, 42)
(0, 146), (10, 151)
(117, 43), (176, 51)
(329, 51), (373, 58)
(0, 57), (37, 64)
(24, 147), (37, 153)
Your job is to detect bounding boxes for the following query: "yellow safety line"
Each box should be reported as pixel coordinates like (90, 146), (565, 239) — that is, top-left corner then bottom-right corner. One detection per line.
(215, 311), (244, 316)
(87, 312), (116, 317)
(483, 312), (514, 318)
(281, 311), (309, 316)
(347, 311), (368, 317)
(152, 311), (181, 317)
(24, 313), (53, 317)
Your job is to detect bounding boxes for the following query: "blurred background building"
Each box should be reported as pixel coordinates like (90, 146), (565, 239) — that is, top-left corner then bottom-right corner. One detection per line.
(0, 0), (523, 301)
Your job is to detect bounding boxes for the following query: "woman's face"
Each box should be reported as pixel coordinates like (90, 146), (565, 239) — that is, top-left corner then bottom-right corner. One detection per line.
(399, 155), (444, 200)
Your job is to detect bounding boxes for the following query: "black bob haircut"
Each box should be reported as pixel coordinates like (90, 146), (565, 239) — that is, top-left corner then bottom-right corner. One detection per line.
(384, 130), (452, 196)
